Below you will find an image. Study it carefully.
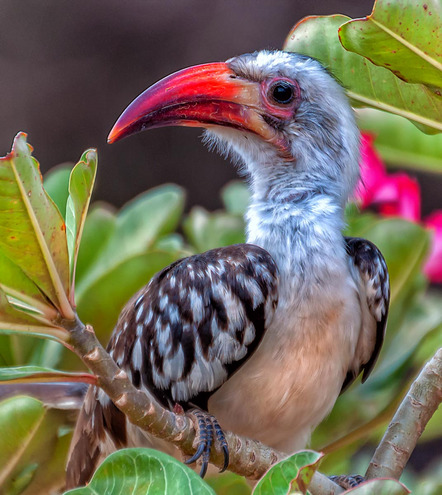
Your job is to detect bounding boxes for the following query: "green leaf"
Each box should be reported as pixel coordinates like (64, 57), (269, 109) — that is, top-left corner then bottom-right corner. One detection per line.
(339, 0), (442, 90)
(75, 185), (184, 302)
(284, 15), (442, 133)
(221, 181), (250, 216)
(206, 472), (251, 495)
(253, 451), (322, 495)
(0, 249), (56, 320)
(64, 448), (216, 495)
(0, 285), (67, 342)
(343, 478), (409, 494)
(75, 204), (116, 284)
(184, 207), (245, 252)
(0, 396), (46, 488)
(0, 365), (96, 384)
(76, 248), (184, 339)
(0, 133), (73, 319)
(43, 165), (72, 219)
(357, 109), (442, 173)
(65, 149), (97, 300)
(369, 293), (442, 386)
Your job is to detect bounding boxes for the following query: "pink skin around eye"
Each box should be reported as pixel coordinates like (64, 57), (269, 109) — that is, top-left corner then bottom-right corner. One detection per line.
(260, 77), (300, 120)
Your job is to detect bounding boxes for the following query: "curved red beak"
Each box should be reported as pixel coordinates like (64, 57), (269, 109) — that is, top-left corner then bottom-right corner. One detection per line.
(107, 62), (291, 158)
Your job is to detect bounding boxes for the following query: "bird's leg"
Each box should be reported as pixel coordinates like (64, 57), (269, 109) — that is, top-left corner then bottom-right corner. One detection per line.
(185, 409), (229, 477)
(329, 474), (366, 489)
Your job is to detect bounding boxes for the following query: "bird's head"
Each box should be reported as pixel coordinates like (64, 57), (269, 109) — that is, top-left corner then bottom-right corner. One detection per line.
(108, 50), (360, 202)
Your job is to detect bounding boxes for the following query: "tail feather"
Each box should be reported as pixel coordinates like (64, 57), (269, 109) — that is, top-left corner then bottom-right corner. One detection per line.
(66, 385), (127, 489)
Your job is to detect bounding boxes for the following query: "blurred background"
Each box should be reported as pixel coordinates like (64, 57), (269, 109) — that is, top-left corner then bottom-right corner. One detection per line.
(0, 0), (394, 211)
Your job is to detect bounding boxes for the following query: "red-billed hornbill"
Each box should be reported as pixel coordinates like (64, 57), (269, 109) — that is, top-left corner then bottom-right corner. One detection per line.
(66, 50), (389, 487)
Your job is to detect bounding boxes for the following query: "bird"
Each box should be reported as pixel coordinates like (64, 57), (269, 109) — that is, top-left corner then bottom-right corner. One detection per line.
(66, 50), (389, 488)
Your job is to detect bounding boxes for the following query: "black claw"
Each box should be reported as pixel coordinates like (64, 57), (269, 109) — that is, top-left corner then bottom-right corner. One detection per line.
(185, 408), (230, 477)
(213, 419), (229, 472)
(185, 442), (205, 465)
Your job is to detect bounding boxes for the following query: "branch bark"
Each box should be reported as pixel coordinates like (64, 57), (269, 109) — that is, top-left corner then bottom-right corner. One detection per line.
(366, 347), (442, 480)
(65, 316), (343, 493)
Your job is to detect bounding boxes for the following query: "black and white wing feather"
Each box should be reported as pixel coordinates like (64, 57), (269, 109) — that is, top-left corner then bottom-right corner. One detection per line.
(343, 237), (390, 390)
(110, 243), (279, 409)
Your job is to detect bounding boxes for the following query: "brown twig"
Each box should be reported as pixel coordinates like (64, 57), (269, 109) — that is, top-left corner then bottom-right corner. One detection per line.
(366, 347), (442, 480)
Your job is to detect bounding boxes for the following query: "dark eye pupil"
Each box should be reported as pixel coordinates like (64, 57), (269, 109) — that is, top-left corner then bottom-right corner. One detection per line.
(272, 83), (294, 104)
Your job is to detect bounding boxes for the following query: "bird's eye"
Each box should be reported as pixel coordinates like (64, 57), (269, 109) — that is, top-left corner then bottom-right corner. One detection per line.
(270, 82), (295, 105)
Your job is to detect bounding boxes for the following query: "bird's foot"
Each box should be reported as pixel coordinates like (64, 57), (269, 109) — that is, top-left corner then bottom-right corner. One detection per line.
(185, 408), (229, 478)
(329, 474), (366, 489)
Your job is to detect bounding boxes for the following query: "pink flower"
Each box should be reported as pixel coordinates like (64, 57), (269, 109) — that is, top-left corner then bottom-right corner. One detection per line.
(355, 133), (421, 222)
(423, 211), (442, 283)
(355, 132), (441, 283)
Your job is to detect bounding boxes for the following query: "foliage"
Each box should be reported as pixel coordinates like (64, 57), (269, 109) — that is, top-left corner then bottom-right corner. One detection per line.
(0, 0), (441, 494)
(64, 449), (216, 495)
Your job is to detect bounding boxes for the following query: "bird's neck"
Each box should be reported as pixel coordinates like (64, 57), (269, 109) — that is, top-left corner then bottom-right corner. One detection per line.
(245, 174), (347, 281)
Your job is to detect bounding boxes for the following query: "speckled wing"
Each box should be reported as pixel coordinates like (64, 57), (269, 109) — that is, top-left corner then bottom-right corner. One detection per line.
(343, 237), (390, 390)
(109, 243), (279, 410)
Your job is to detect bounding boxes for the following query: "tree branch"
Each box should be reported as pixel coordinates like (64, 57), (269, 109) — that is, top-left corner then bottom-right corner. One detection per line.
(366, 347), (442, 480)
(65, 316), (343, 494)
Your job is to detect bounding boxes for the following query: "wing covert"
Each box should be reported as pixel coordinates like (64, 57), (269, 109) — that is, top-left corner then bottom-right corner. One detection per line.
(343, 237), (390, 390)
(109, 244), (279, 410)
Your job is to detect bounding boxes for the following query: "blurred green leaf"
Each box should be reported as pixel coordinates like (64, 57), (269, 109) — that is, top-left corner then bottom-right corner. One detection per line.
(184, 207), (245, 252)
(357, 109), (442, 173)
(66, 149), (97, 298)
(253, 451), (322, 495)
(0, 396), (45, 489)
(339, 0), (442, 89)
(221, 181), (250, 216)
(76, 247), (184, 339)
(369, 293), (442, 387)
(0, 133), (73, 319)
(43, 165), (72, 218)
(64, 448), (216, 495)
(344, 478), (409, 494)
(0, 365), (95, 384)
(206, 472), (251, 495)
(75, 185), (184, 302)
(284, 16), (442, 133)
(75, 204), (116, 284)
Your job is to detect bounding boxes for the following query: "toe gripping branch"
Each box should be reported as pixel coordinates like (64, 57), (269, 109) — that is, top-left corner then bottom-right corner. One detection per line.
(329, 474), (366, 489)
(185, 409), (229, 477)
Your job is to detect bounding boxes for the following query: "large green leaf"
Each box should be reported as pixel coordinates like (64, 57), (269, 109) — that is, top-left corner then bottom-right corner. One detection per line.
(0, 133), (73, 318)
(64, 448), (216, 495)
(339, 0), (442, 90)
(357, 109), (442, 173)
(75, 185), (185, 303)
(284, 15), (442, 133)
(0, 396), (46, 488)
(253, 451), (322, 495)
(65, 149), (97, 300)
